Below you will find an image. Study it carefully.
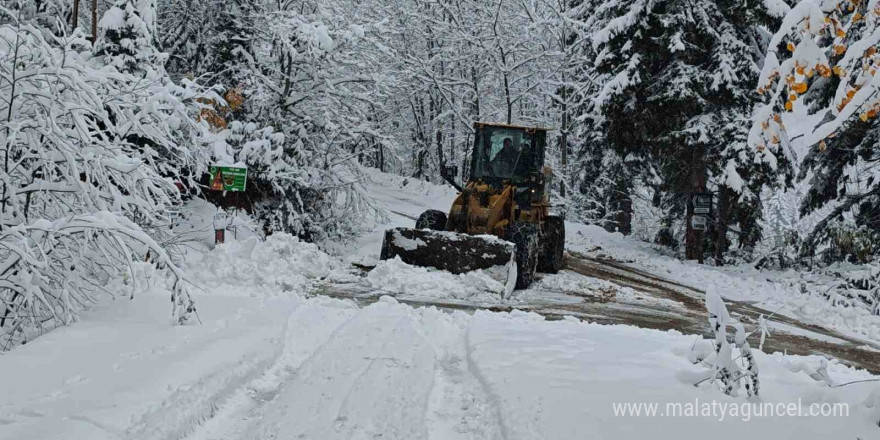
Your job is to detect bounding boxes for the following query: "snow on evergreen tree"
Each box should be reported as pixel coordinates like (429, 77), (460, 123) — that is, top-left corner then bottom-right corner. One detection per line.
(584, 0), (793, 257)
(159, 0), (253, 87)
(95, 0), (161, 74)
(754, 0), (880, 265)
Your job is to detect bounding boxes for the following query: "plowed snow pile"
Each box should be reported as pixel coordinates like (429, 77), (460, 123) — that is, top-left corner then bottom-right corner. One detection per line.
(185, 233), (355, 296)
(366, 256), (511, 303)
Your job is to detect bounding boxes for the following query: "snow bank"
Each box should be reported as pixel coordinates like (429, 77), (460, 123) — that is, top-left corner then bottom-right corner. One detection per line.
(467, 310), (880, 439)
(186, 233), (351, 296)
(0, 291), (305, 440)
(366, 256), (510, 303)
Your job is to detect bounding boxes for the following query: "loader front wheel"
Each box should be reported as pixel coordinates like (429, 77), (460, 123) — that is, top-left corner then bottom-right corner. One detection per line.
(415, 209), (448, 230)
(538, 216), (565, 273)
(510, 222), (540, 289)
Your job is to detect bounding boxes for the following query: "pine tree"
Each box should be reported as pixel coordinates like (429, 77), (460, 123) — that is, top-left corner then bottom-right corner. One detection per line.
(94, 0), (161, 74)
(585, 0), (793, 259)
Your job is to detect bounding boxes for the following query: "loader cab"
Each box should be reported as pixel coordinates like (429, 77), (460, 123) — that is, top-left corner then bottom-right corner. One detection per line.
(470, 123), (547, 206)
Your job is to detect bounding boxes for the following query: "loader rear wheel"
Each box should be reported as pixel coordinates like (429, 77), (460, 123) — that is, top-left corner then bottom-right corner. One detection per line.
(415, 209), (447, 230)
(538, 216), (565, 273)
(510, 222), (540, 289)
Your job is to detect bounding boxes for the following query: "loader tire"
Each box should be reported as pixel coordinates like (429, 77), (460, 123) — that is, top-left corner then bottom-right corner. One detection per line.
(510, 221), (540, 289)
(538, 216), (565, 273)
(415, 209), (448, 230)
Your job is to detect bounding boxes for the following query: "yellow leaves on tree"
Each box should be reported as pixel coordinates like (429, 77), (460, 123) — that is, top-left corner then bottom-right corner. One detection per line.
(224, 88), (245, 111)
(838, 87), (859, 111)
(197, 103), (227, 130)
(196, 87), (246, 130)
(847, 87), (858, 100)
(858, 103), (880, 122)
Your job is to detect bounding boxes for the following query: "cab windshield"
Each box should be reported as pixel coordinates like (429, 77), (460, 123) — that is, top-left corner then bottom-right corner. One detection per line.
(471, 127), (538, 184)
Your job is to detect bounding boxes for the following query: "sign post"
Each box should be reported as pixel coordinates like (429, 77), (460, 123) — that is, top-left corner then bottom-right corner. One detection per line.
(208, 165), (247, 245)
(213, 210), (228, 245)
(691, 215), (708, 231)
(689, 193), (713, 233)
(692, 193), (713, 215)
(208, 165), (248, 192)
(167, 209), (181, 230)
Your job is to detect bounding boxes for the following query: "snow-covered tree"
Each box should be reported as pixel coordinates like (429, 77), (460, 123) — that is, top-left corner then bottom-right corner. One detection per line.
(159, 0), (386, 241)
(584, 0), (793, 260)
(95, 0), (159, 74)
(754, 0), (880, 264)
(0, 2), (209, 349)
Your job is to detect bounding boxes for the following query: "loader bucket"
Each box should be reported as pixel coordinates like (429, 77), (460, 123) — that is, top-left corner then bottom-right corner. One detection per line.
(380, 228), (517, 294)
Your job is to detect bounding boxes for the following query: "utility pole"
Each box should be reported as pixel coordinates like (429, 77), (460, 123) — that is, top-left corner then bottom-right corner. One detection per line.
(91, 0), (98, 43)
(559, 82), (568, 198)
(714, 186), (730, 266)
(72, 0), (80, 29)
(558, 0), (569, 198)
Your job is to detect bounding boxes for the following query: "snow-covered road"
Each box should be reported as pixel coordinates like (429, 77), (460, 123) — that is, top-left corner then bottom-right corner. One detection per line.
(3, 169), (880, 439)
(4, 290), (879, 440)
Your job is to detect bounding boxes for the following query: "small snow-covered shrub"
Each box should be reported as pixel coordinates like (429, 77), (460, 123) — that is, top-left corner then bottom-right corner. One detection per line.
(699, 290), (761, 397)
(824, 223), (879, 265)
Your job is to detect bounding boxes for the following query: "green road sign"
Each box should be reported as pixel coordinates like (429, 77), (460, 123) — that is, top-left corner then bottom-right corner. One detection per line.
(209, 166), (248, 192)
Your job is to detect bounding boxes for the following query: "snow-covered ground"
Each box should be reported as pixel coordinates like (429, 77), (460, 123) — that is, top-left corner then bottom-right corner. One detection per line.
(2, 169), (880, 439)
(565, 222), (880, 344)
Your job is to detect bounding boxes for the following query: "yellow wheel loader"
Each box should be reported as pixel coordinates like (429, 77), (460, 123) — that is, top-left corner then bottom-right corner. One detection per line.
(380, 122), (565, 290)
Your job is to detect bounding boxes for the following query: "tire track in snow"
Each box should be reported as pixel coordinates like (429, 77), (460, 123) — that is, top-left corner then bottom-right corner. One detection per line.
(463, 314), (511, 440)
(124, 302), (302, 440)
(248, 297), (437, 440)
(181, 297), (359, 440)
(421, 310), (503, 440)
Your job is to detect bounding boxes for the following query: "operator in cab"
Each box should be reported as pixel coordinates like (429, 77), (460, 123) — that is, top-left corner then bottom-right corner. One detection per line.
(491, 138), (520, 176)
